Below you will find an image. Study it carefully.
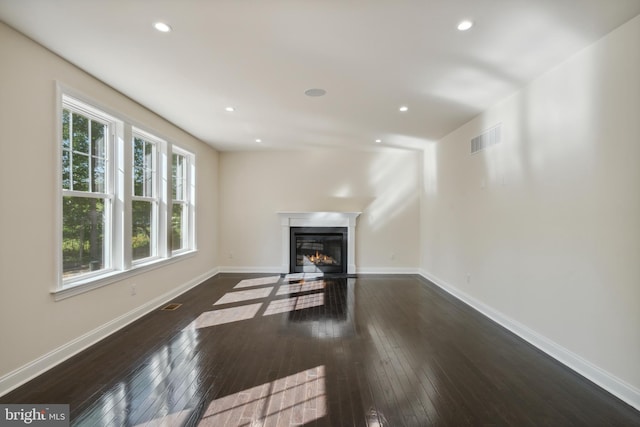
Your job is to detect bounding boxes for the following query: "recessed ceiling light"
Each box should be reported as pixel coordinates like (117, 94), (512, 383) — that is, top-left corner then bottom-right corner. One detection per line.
(255, 139), (262, 143)
(304, 88), (327, 97)
(375, 139), (382, 143)
(225, 107), (235, 112)
(154, 22), (172, 33)
(457, 20), (473, 31)
(399, 106), (409, 112)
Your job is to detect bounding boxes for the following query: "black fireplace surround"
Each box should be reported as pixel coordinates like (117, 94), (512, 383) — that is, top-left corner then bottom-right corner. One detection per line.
(290, 227), (347, 274)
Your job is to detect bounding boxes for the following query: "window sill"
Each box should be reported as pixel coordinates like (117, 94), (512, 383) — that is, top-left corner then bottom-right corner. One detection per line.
(51, 250), (197, 301)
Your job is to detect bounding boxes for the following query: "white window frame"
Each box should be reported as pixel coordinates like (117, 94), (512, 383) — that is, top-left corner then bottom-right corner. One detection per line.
(171, 147), (196, 254)
(131, 129), (167, 265)
(54, 85), (197, 300)
(60, 95), (118, 285)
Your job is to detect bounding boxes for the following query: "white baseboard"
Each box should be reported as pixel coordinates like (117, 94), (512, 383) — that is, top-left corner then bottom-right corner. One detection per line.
(0, 267), (220, 398)
(418, 269), (640, 412)
(218, 266), (283, 274)
(219, 266), (420, 275)
(356, 267), (420, 275)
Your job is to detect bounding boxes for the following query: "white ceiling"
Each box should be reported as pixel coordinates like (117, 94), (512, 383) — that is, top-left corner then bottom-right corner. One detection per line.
(1, 0), (639, 151)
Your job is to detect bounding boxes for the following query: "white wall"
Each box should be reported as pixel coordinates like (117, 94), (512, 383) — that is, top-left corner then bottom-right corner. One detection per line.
(219, 149), (420, 272)
(420, 15), (640, 405)
(0, 22), (219, 393)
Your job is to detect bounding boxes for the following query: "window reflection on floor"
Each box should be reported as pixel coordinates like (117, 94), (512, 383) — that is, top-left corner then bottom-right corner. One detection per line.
(198, 366), (327, 426)
(73, 328), (202, 426)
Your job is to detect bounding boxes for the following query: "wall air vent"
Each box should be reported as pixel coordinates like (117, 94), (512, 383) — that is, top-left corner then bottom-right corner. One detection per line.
(471, 124), (502, 154)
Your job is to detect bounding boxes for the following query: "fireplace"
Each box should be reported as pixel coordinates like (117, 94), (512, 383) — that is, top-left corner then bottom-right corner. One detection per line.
(278, 212), (361, 274)
(290, 227), (347, 274)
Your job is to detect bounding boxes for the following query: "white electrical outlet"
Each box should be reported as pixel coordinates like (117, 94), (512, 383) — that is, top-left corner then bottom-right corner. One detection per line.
(228, 251), (234, 259)
(466, 274), (471, 283)
(390, 253), (396, 261)
(131, 284), (137, 296)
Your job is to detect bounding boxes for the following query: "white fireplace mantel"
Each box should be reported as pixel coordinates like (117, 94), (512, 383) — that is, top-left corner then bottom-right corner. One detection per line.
(278, 212), (361, 274)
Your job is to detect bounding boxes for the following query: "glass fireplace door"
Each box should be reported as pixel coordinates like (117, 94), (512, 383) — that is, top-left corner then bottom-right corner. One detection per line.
(290, 227), (347, 273)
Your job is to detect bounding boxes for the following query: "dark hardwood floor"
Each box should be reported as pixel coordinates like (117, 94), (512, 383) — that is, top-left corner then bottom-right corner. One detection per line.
(2, 274), (640, 426)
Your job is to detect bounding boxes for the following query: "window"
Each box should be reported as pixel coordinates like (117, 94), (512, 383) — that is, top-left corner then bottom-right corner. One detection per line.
(132, 132), (159, 262)
(61, 103), (113, 280)
(171, 148), (194, 253)
(59, 92), (196, 294)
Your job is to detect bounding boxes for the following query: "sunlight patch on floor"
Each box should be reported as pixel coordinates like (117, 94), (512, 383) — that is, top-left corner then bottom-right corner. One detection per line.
(276, 280), (325, 296)
(264, 293), (325, 316)
(198, 366), (326, 426)
(283, 272), (324, 282)
(234, 276), (281, 289)
(214, 288), (274, 305)
(186, 303), (263, 329)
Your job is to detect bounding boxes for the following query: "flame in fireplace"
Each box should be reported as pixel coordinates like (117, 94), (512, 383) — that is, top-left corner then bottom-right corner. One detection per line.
(306, 251), (337, 266)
